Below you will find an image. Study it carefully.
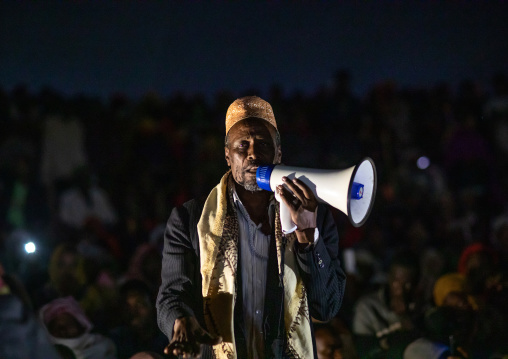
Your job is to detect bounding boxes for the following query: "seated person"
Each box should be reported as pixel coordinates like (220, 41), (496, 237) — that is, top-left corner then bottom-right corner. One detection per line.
(457, 243), (508, 354)
(314, 322), (344, 359)
(34, 243), (87, 309)
(404, 272), (476, 359)
(352, 250), (422, 357)
(40, 296), (116, 359)
(109, 280), (167, 359)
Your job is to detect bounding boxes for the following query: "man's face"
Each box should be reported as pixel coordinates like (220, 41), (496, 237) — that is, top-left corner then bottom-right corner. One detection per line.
(225, 118), (281, 191)
(126, 290), (154, 330)
(442, 291), (473, 311)
(47, 313), (86, 339)
(315, 328), (343, 359)
(388, 265), (416, 312)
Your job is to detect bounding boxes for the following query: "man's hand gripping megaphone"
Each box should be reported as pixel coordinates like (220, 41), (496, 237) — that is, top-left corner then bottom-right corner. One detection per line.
(276, 176), (318, 245)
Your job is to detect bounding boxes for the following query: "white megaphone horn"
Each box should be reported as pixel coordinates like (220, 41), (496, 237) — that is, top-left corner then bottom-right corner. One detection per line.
(256, 157), (377, 229)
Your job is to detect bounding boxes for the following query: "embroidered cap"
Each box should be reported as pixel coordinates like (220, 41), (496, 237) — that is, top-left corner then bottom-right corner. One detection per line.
(225, 96), (278, 135)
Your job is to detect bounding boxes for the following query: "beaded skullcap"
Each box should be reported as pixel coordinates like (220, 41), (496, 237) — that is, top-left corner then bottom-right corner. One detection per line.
(225, 96), (278, 135)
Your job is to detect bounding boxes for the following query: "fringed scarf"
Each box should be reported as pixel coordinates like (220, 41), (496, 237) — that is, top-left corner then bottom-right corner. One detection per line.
(197, 171), (313, 359)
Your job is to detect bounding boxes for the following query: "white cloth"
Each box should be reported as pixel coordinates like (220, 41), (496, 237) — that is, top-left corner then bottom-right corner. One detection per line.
(403, 337), (449, 359)
(59, 187), (117, 229)
(50, 333), (117, 359)
(352, 287), (402, 336)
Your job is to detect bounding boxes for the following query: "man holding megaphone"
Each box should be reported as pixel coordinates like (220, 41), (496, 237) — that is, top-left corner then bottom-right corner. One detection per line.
(157, 96), (349, 359)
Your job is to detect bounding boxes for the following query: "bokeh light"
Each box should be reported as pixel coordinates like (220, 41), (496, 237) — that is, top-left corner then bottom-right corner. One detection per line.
(24, 242), (36, 254)
(416, 156), (430, 170)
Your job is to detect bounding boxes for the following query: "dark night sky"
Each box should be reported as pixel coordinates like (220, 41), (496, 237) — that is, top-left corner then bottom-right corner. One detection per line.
(1, 1), (508, 100)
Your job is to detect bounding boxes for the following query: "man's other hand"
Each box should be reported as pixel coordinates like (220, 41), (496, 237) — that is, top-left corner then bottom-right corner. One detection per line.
(165, 316), (222, 359)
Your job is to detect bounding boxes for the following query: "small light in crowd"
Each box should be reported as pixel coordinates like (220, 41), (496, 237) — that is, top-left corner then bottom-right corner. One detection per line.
(24, 242), (36, 254)
(417, 156), (430, 170)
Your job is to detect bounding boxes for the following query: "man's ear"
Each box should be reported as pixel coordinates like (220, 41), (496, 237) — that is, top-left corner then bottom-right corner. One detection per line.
(225, 147), (231, 167)
(274, 146), (282, 164)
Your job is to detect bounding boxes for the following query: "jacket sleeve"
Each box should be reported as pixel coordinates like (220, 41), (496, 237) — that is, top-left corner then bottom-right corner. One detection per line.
(156, 204), (201, 340)
(294, 204), (346, 321)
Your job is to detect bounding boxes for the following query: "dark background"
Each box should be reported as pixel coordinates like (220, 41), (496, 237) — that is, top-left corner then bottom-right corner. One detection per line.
(1, 1), (508, 99)
(2, 2), (508, 358)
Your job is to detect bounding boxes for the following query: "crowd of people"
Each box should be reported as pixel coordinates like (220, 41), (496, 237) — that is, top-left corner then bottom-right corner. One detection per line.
(1, 70), (508, 358)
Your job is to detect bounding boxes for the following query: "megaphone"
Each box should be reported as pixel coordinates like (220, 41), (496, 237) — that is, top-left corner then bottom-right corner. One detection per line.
(256, 157), (377, 228)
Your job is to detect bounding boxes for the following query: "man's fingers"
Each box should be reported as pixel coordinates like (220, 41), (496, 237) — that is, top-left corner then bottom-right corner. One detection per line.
(165, 340), (177, 355)
(283, 177), (318, 212)
(164, 342), (201, 358)
(166, 334), (220, 358)
(291, 178), (316, 201)
(165, 341), (197, 358)
(282, 177), (305, 202)
(277, 185), (299, 210)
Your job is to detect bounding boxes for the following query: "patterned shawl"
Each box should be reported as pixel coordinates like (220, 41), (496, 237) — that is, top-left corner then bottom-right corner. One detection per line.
(197, 171), (313, 359)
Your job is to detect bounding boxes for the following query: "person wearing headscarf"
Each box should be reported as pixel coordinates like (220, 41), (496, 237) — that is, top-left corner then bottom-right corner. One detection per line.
(432, 272), (476, 310)
(40, 296), (117, 359)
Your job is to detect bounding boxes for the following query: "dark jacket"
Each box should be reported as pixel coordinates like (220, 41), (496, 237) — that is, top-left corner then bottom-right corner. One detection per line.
(156, 198), (346, 358)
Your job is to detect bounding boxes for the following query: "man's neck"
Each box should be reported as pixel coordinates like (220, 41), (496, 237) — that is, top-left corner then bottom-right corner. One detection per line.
(234, 182), (272, 226)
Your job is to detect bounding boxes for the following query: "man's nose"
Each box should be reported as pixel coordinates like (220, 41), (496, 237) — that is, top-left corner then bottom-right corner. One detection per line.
(247, 141), (260, 159)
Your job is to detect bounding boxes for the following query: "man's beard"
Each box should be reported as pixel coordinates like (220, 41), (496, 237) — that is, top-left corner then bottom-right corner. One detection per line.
(239, 171), (263, 192)
(243, 180), (263, 192)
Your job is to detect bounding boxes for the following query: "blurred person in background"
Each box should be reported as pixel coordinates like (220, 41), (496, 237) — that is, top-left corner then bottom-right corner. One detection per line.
(403, 272), (477, 358)
(403, 306), (475, 359)
(456, 243), (508, 355)
(418, 248), (447, 311)
(432, 273), (475, 311)
(40, 296), (117, 359)
(0, 143), (49, 234)
(40, 111), (88, 213)
(33, 243), (87, 309)
(123, 243), (162, 299)
(491, 216), (508, 276)
(58, 166), (121, 259)
(483, 73), (508, 157)
(314, 322), (345, 359)
(109, 279), (167, 359)
(352, 250), (422, 358)
(0, 261), (62, 359)
(0, 143), (51, 288)
(58, 166), (117, 231)
(33, 241), (119, 332)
